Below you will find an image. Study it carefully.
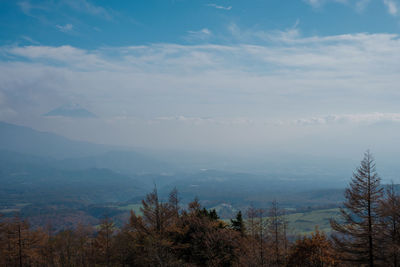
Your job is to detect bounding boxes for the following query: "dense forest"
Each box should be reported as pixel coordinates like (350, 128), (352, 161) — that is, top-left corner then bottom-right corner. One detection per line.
(1, 151), (399, 267)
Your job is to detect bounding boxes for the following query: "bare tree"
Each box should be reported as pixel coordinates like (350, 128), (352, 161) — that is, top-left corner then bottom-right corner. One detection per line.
(245, 205), (268, 266)
(330, 150), (383, 266)
(168, 187), (180, 217)
(267, 199), (288, 266)
(95, 217), (115, 267)
(258, 208), (267, 266)
(379, 182), (400, 267)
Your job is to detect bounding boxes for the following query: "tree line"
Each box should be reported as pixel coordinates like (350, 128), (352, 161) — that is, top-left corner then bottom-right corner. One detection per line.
(0, 151), (399, 266)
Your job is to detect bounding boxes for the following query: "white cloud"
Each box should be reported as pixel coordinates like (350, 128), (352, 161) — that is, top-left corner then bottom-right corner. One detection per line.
(9, 45), (86, 62)
(2, 32), (400, 151)
(207, 3), (232, 10)
(4, 32), (400, 78)
(295, 113), (400, 126)
(6, 45), (114, 70)
(152, 116), (257, 126)
(383, 0), (398, 15)
(228, 22), (301, 43)
(56, 24), (73, 32)
(153, 113), (400, 127)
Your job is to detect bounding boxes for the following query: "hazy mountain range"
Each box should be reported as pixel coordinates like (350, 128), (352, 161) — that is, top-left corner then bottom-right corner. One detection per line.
(0, 120), (375, 227)
(0, 121), (349, 203)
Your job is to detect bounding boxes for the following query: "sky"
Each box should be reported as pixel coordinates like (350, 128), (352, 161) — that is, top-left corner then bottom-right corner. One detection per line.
(1, 0), (400, 162)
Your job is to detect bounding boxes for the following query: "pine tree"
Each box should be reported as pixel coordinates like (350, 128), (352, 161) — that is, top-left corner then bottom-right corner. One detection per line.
(330, 150), (383, 266)
(231, 211), (245, 235)
(178, 199), (241, 266)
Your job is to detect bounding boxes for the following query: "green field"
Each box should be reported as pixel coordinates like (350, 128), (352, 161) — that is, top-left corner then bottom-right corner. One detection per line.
(286, 208), (341, 235)
(222, 208), (341, 236)
(110, 204), (143, 214)
(0, 203), (31, 214)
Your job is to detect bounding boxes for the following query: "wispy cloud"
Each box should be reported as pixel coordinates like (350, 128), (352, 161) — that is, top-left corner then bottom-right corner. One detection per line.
(228, 22), (301, 43)
(186, 28), (212, 41)
(152, 116), (256, 126)
(383, 0), (398, 15)
(63, 0), (113, 19)
(355, 0), (370, 12)
(295, 113), (400, 126)
(304, 0), (399, 15)
(303, 0), (348, 8)
(207, 3), (232, 10)
(18, 1), (33, 15)
(17, 0), (51, 22)
(5, 32), (400, 76)
(18, 0), (113, 20)
(56, 23), (73, 32)
(18, 1), (48, 16)
(304, 0), (324, 8)
(20, 35), (40, 44)
(151, 112), (400, 127)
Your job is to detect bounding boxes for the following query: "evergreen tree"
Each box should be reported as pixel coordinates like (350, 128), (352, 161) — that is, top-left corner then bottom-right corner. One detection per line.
(330, 150), (383, 266)
(177, 199), (241, 266)
(208, 209), (219, 221)
(231, 211), (245, 235)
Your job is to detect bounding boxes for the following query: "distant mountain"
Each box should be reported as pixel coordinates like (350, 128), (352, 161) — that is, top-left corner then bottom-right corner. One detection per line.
(43, 104), (96, 118)
(57, 150), (174, 174)
(0, 121), (174, 173)
(0, 150), (146, 205)
(0, 121), (109, 159)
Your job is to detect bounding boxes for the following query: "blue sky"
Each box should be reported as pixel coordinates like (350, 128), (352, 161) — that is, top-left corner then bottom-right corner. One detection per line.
(1, 0), (400, 48)
(1, 0), (400, 161)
